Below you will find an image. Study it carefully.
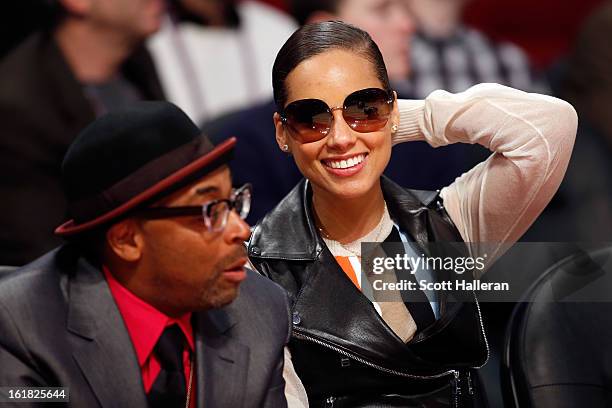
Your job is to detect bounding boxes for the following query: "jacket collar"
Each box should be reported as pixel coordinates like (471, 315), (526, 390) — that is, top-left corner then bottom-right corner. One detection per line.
(64, 246), (243, 408)
(65, 248), (149, 408)
(248, 176), (439, 260)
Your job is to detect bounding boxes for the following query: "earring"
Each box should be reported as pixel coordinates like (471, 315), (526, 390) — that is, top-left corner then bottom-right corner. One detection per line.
(282, 144), (289, 152)
(391, 124), (398, 133)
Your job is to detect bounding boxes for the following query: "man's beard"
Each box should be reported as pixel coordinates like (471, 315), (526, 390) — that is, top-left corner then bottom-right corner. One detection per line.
(199, 245), (248, 309)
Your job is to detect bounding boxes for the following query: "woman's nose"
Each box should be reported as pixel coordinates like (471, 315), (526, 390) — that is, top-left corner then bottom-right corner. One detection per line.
(326, 109), (357, 151)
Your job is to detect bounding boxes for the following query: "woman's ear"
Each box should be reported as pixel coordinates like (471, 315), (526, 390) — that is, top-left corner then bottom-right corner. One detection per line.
(391, 91), (400, 133)
(273, 112), (291, 153)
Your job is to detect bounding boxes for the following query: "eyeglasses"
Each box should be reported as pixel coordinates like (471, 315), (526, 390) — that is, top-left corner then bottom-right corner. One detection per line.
(280, 87), (394, 143)
(136, 183), (252, 232)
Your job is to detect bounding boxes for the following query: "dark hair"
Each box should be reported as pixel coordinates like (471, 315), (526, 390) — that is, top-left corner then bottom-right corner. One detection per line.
(289, 0), (342, 25)
(272, 21), (391, 111)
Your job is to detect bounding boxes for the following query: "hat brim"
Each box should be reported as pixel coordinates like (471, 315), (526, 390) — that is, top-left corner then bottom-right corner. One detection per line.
(55, 137), (236, 237)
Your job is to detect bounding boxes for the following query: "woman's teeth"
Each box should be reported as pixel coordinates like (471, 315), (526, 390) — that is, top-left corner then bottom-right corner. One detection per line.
(325, 154), (366, 169)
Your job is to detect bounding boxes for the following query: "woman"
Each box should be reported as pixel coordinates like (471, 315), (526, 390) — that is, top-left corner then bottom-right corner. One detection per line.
(248, 21), (577, 406)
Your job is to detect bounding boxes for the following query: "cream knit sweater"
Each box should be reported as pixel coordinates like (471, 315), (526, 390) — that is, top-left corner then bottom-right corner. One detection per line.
(395, 83), (577, 264)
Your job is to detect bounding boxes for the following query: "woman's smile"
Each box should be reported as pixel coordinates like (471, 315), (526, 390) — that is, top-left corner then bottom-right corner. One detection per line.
(321, 152), (369, 177)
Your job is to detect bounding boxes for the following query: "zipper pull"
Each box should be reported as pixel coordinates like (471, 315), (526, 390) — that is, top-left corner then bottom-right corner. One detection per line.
(466, 370), (475, 396)
(325, 396), (335, 408)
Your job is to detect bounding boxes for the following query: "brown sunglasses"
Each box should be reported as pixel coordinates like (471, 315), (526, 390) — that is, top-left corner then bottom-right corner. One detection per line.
(279, 87), (394, 143)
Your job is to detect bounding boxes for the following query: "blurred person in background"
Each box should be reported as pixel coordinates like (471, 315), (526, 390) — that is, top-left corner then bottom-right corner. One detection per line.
(405, 0), (545, 98)
(290, 0), (414, 84)
(1, 1), (50, 57)
(204, 0), (480, 225)
(461, 0), (604, 71)
(524, 0), (612, 242)
(0, 0), (166, 266)
(148, 0), (298, 123)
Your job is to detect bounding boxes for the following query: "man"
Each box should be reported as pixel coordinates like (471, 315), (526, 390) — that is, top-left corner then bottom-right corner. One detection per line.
(290, 0), (413, 81)
(405, 0), (545, 98)
(0, 102), (290, 407)
(148, 0), (298, 122)
(0, 0), (165, 266)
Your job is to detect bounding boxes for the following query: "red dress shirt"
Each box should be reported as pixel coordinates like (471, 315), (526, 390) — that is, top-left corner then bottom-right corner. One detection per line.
(104, 267), (196, 407)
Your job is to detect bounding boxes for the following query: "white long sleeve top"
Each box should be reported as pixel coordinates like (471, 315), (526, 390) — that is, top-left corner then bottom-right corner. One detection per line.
(395, 83), (577, 263)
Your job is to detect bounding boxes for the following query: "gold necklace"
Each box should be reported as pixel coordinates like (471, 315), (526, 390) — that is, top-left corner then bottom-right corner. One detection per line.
(317, 203), (388, 257)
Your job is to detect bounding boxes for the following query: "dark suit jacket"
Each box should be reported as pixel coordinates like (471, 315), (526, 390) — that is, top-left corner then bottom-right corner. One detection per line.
(0, 245), (290, 407)
(0, 32), (165, 266)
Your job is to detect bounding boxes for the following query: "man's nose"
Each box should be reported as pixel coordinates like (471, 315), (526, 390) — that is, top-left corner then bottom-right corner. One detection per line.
(225, 210), (251, 243)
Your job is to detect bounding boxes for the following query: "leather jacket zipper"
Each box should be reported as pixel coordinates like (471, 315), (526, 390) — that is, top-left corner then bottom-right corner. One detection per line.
(452, 370), (460, 408)
(451, 369), (475, 408)
(320, 371), (473, 408)
(293, 327), (458, 380)
(470, 291), (490, 369)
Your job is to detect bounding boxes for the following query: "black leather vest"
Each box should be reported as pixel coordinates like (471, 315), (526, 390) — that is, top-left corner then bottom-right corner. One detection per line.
(248, 178), (489, 407)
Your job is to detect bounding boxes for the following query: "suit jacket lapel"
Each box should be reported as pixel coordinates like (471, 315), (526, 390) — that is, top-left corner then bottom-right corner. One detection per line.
(66, 256), (148, 408)
(194, 307), (249, 408)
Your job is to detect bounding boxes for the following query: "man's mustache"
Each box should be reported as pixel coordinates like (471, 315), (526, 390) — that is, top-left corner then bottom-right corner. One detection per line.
(215, 245), (248, 273)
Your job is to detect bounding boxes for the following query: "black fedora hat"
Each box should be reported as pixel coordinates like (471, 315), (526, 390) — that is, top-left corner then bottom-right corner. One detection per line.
(55, 101), (236, 236)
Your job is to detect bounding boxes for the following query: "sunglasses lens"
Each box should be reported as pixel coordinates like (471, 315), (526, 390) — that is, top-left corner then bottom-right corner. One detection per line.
(283, 99), (332, 142)
(343, 88), (392, 133)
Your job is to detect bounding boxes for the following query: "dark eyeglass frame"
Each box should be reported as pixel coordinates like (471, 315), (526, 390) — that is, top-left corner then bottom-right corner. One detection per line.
(279, 87), (395, 144)
(136, 183), (252, 232)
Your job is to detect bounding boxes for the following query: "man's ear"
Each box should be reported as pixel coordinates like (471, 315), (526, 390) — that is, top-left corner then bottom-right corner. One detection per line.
(273, 112), (290, 152)
(106, 219), (144, 263)
(58, 0), (92, 16)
